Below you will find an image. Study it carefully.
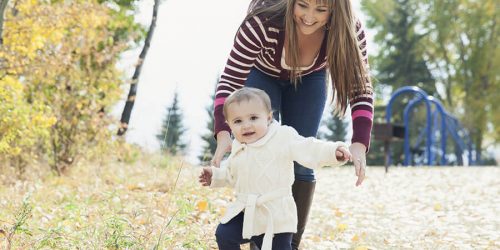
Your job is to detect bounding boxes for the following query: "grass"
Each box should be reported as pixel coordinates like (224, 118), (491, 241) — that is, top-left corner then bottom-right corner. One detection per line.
(0, 153), (230, 249)
(1, 154), (498, 249)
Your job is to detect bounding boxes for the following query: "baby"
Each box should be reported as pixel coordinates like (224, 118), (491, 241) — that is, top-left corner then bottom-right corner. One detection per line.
(199, 87), (351, 250)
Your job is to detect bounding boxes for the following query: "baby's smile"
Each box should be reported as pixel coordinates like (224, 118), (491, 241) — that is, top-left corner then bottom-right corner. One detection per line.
(243, 132), (255, 137)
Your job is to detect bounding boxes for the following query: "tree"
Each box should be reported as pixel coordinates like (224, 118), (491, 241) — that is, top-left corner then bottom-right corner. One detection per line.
(363, 0), (499, 164)
(319, 110), (348, 142)
(362, 0), (436, 95)
(198, 95), (216, 164)
(157, 91), (187, 155)
(0, 0), (8, 45)
(0, 0), (142, 173)
(362, 0), (439, 165)
(198, 78), (221, 164)
(118, 0), (161, 136)
(422, 0), (499, 162)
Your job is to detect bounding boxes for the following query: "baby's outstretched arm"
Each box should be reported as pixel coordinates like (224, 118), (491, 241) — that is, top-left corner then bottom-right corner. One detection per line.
(198, 167), (212, 186)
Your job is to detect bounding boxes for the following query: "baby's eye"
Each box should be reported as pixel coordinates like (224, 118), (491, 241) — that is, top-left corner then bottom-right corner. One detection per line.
(250, 116), (259, 121)
(234, 119), (242, 124)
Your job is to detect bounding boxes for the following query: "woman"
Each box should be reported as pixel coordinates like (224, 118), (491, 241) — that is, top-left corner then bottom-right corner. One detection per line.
(211, 0), (372, 248)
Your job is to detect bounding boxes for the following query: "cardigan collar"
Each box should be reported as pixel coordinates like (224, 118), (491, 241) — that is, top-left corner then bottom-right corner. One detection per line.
(231, 120), (279, 153)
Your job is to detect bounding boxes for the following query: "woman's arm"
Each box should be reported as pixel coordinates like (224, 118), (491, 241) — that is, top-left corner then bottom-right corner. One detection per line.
(349, 20), (374, 151)
(213, 16), (265, 136)
(212, 16), (267, 165)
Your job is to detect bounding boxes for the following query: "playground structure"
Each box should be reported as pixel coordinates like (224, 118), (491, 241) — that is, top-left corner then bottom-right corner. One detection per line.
(374, 86), (477, 169)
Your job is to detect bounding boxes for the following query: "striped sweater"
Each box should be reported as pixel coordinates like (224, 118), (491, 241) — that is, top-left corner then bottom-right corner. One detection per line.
(214, 15), (374, 149)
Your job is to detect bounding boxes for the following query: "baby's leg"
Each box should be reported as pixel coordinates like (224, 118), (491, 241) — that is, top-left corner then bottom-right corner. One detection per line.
(215, 212), (247, 250)
(251, 232), (293, 250)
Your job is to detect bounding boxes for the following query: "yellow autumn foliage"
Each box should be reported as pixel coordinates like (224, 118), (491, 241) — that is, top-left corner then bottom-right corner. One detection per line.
(0, 75), (55, 158)
(0, 0), (143, 171)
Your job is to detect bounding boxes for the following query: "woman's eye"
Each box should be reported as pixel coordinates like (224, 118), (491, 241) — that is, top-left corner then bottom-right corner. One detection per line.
(298, 3), (307, 8)
(317, 8), (327, 12)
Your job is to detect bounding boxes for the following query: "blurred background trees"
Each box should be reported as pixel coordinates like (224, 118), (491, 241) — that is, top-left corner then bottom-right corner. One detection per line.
(157, 91), (187, 156)
(0, 0), (497, 172)
(0, 0), (144, 174)
(362, 0), (499, 164)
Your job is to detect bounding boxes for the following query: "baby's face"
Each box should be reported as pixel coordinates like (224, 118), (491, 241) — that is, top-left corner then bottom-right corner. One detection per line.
(226, 98), (272, 144)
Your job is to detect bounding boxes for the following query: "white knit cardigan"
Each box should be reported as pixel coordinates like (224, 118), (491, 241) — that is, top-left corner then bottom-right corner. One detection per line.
(210, 121), (348, 250)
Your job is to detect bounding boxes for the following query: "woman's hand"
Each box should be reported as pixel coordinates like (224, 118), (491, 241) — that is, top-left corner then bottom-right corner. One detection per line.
(349, 142), (367, 186)
(211, 131), (232, 167)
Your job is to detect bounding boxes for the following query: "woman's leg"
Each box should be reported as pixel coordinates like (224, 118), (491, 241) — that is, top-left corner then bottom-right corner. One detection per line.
(280, 70), (327, 177)
(244, 69), (283, 121)
(280, 70), (327, 249)
(215, 212), (248, 250)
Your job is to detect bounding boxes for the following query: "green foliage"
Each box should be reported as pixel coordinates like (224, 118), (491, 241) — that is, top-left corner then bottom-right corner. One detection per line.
(0, 76), (55, 171)
(362, 0), (499, 162)
(422, 0), (499, 158)
(362, 0), (438, 164)
(157, 91), (187, 155)
(319, 109), (348, 142)
(198, 93), (217, 164)
(362, 0), (436, 94)
(4, 198), (33, 250)
(35, 227), (64, 249)
(104, 217), (138, 249)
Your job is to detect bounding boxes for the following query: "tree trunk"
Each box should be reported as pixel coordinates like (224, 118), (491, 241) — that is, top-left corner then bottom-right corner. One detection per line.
(118, 0), (161, 136)
(0, 0), (9, 45)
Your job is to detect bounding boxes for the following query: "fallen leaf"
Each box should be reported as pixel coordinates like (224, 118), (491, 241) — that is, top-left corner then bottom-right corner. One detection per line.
(355, 246), (369, 250)
(434, 203), (442, 211)
(312, 235), (321, 242)
(352, 234), (360, 242)
(197, 200), (208, 212)
(337, 223), (347, 232)
(219, 206), (226, 216)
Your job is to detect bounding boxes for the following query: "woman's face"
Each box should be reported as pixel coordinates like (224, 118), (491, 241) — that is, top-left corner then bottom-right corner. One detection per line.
(293, 0), (330, 35)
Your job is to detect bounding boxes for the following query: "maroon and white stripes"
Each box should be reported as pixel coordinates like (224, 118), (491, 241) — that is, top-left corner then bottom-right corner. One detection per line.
(214, 15), (374, 149)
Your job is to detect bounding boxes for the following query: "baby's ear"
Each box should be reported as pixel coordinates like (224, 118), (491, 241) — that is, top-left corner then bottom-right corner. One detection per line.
(267, 111), (273, 122)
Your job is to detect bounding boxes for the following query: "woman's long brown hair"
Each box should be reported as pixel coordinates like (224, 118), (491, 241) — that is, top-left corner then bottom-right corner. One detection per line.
(246, 0), (370, 116)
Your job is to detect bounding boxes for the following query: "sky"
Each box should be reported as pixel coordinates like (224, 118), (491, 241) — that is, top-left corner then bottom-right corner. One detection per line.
(113, 0), (370, 164)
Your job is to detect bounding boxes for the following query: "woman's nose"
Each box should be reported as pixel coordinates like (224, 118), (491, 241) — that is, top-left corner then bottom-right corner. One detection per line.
(304, 10), (316, 22)
(304, 14), (314, 23)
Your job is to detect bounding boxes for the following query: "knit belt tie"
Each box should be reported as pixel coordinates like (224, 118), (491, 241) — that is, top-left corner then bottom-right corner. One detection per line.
(238, 188), (291, 250)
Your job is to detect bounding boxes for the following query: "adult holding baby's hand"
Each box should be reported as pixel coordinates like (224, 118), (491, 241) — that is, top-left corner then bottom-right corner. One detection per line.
(210, 0), (373, 249)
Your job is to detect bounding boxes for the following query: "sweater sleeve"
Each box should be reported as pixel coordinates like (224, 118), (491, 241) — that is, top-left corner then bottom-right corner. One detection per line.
(286, 127), (349, 169)
(209, 159), (236, 188)
(213, 16), (265, 137)
(350, 20), (374, 151)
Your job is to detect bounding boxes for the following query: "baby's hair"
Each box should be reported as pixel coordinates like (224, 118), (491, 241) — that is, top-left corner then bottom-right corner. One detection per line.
(223, 87), (272, 119)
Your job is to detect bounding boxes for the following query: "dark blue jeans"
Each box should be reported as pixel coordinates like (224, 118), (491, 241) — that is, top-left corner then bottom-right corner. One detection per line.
(245, 68), (327, 182)
(215, 212), (293, 250)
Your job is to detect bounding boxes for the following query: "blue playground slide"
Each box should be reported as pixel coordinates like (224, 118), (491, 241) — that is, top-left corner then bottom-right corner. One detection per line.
(383, 86), (476, 166)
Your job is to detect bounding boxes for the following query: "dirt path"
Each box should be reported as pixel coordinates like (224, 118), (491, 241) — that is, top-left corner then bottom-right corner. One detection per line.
(299, 166), (499, 249)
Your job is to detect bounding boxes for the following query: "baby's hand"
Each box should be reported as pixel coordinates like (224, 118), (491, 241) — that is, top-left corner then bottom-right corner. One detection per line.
(198, 167), (213, 186)
(335, 146), (352, 162)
